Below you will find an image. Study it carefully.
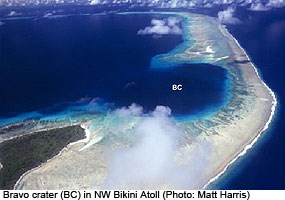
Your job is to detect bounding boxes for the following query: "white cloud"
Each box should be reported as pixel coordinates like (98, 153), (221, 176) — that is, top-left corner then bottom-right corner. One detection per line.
(1, 0), (285, 11)
(90, 0), (101, 5)
(7, 11), (19, 17)
(0, 21), (4, 26)
(43, 13), (54, 18)
(266, 0), (285, 8)
(249, 2), (270, 11)
(138, 17), (182, 35)
(101, 105), (213, 189)
(115, 103), (143, 117)
(218, 7), (241, 24)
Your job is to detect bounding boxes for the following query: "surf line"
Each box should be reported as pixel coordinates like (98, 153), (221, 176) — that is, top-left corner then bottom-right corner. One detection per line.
(202, 28), (278, 189)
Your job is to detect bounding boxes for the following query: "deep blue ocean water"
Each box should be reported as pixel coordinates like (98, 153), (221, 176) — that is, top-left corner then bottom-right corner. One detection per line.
(0, 14), (227, 119)
(218, 8), (285, 190)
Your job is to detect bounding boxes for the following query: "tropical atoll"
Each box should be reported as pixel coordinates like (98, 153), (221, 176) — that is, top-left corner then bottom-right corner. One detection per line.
(0, 12), (276, 189)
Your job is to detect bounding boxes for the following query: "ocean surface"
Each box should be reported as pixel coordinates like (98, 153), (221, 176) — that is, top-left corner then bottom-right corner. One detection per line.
(0, 13), (228, 120)
(217, 8), (285, 190)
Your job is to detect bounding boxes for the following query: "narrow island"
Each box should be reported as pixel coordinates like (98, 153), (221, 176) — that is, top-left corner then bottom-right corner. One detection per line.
(0, 125), (85, 189)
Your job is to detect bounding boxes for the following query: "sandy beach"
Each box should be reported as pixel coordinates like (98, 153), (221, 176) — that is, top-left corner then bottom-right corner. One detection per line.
(173, 13), (277, 188)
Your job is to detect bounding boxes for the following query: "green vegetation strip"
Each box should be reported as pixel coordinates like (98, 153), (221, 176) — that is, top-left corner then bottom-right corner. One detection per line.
(0, 125), (85, 189)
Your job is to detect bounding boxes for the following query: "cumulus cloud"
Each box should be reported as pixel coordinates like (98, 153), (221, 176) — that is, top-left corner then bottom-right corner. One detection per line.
(218, 7), (241, 24)
(115, 103), (143, 117)
(138, 17), (182, 35)
(249, 2), (270, 11)
(157, 0), (285, 10)
(43, 12), (54, 18)
(266, 0), (285, 8)
(90, 0), (101, 5)
(7, 11), (20, 17)
(101, 105), (213, 189)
